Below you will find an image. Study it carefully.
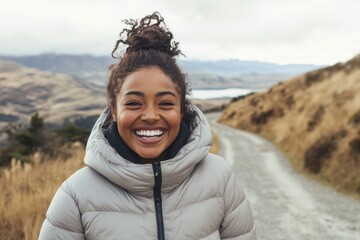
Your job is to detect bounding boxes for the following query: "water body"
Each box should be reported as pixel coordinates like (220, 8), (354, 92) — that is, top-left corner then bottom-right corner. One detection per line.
(191, 88), (252, 99)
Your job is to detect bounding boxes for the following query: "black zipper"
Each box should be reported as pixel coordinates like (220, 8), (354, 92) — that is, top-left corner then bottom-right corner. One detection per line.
(153, 162), (165, 240)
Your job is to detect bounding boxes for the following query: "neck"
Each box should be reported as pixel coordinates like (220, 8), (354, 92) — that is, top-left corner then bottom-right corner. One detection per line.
(138, 152), (166, 164)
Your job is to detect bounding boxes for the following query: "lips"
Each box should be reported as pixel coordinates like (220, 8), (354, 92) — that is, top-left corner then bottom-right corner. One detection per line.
(134, 128), (166, 145)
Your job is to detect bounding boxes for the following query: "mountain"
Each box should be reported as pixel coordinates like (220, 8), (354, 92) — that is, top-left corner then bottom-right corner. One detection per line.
(179, 59), (321, 76)
(0, 60), (106, 132)
(0, 54), (115, 93)
(0, 54), (322, 91)
(219, 53), (360, 195)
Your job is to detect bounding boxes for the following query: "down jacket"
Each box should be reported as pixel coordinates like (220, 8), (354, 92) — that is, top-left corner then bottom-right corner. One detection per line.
(39, 107), (256, 240)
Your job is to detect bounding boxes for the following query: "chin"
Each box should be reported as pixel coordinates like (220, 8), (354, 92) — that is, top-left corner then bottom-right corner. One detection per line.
(138, 151), (162, 160)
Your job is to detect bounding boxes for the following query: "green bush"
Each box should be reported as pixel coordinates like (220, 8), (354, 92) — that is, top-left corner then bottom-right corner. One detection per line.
(0, 113), (91, 167)
(55, 124), (90, 145)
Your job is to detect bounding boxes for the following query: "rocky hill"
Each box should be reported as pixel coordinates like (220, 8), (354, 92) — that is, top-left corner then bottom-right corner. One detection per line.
(219, 54), (360, 195)
(0, 60), (106, 132)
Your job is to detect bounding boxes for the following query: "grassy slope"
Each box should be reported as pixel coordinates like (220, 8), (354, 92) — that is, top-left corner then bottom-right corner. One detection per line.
(0, 146), (84, 240)
(219, 54), (360, 196)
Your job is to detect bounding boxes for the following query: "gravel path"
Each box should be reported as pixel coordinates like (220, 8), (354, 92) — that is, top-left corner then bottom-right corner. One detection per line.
(206, 113), (360, 240)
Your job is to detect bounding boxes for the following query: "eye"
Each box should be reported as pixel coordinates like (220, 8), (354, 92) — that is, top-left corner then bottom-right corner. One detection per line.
(125, 101), (142, 108)
(159, 101), (175, 108)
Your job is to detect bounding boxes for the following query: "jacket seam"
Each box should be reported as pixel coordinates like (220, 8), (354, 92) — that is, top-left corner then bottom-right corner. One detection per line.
(82, 210), (149, 214)
(222, 171), (247, 217)
(168, 196), (222, 213)
(226, 195), (247, 216)
(60, 182), (85, 232)
(221, 172), (253, 238)
(61, 182), (81, 212)
(225, 224), (255, 238)
(222, 171), (233, 197)
(46, 217), (83, 235)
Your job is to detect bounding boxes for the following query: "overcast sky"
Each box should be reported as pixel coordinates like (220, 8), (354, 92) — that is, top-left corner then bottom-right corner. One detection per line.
(1, 0), (360, 65)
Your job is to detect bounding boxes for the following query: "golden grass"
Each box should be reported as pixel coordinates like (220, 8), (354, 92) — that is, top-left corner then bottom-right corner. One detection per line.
(0, 144), (85, 240)
(219, 56), (360, 196)
(210, 130), (220, 154)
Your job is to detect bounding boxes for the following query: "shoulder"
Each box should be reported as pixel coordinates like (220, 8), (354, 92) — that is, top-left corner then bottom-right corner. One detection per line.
(198, 153), (233, 176)
(193, 153), (233, 190)
(61, 167), (112, 200)
(66, 166), (103, 184)
(64, 167), (100, 187)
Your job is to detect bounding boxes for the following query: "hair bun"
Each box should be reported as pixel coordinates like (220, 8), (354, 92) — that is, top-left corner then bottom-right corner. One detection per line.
(112, 12), (182, 58)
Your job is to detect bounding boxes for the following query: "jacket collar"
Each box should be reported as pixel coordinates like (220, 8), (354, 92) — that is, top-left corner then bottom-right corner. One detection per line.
(104, 119), (191, 164)
(84, 106), (212, 197)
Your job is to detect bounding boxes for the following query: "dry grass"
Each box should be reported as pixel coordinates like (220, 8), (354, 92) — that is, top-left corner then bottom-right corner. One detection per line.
(219, 54), (360, 196)
(0, 143), (85, 240)
(210, 130), (220, 154)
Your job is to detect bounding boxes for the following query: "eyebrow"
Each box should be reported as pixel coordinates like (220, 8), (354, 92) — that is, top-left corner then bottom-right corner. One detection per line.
(124, 91), (178, 98)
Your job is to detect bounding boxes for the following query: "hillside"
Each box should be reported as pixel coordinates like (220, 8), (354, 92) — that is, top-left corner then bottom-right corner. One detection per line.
(219, 54), (360, 195)
(0, 54), (322, 91)
(0, 60), (106, 131)
(0, 54), (114, 93)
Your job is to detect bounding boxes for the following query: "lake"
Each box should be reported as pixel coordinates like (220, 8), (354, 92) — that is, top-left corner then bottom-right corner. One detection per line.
(190, 88), (253, 99)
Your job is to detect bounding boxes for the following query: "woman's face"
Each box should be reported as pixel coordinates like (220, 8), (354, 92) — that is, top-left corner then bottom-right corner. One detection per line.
(112, 67), (182, 161)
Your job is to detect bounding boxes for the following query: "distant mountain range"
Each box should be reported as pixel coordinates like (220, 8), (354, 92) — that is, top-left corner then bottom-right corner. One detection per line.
(0, 54), (323, 91)
(179, 59), (322, 76)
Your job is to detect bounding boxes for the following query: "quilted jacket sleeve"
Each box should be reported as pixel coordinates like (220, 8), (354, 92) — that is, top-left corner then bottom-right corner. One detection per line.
(38, 181), (85, 240)
(220, 171), (257, 240)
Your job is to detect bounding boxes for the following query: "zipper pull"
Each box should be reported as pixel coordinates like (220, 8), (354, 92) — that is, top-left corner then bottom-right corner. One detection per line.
(153, 162), (161, 176)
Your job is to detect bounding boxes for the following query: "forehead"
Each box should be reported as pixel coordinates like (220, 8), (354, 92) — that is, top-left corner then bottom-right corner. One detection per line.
(120, 67), (178, 94)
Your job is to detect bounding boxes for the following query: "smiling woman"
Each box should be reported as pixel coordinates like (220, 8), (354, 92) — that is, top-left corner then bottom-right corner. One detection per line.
(112, 67), (182, 162)
(39, 12), (256, 240)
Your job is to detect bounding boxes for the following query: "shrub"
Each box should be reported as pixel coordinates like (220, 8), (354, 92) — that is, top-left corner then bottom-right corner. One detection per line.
(0, 114), (91, 167)
(307, 105), (325, 132)
(0, 113), (50, 166)
(349, 110), (360, 125)
(250, 108), (284, 125)
(285, 96), (295, 109)
(227, 111), (236, 119)
(304, 137), (336, 173)
(304, 130), (346, 173)
(249, 97), (259, 106)
(349, 137), (360, 153)
(230, 92), (254, 103)
(304, 71), (323, 86)
(55, 124), (91, 145)
(250, 109), (274, 125)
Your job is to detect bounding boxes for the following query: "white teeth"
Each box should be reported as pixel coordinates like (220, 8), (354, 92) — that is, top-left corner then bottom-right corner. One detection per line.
(136, 130), (163, 137)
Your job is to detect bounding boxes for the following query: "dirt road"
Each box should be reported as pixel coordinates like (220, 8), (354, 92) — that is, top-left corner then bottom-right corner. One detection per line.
(206, 113), (360, 240)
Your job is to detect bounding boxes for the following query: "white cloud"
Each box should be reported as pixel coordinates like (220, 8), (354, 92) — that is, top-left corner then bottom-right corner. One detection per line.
(1, 0), (360, 64)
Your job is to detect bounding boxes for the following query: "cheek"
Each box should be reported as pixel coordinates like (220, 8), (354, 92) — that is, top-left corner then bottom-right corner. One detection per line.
(167, 111), (182, 128)
(117, 111), (136, 125)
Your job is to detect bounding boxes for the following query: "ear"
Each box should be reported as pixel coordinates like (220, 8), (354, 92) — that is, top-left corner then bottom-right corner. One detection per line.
(110, 105), (117, 122)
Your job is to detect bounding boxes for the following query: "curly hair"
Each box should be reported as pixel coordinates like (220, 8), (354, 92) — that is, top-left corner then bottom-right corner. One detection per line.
(107, 12), (194, 119)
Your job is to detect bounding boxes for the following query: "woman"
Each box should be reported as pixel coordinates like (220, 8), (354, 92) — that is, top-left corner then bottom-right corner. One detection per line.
(39, 12), (256, 240)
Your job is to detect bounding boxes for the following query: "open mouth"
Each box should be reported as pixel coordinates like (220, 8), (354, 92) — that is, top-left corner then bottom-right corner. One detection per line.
(135, 129), (164, 138)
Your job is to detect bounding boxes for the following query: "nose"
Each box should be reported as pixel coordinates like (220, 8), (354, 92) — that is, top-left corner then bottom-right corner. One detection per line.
(141, 106), (160, 122)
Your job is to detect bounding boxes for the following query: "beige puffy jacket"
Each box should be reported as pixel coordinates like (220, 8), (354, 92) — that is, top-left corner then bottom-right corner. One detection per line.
(39, 107), (256, 240)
